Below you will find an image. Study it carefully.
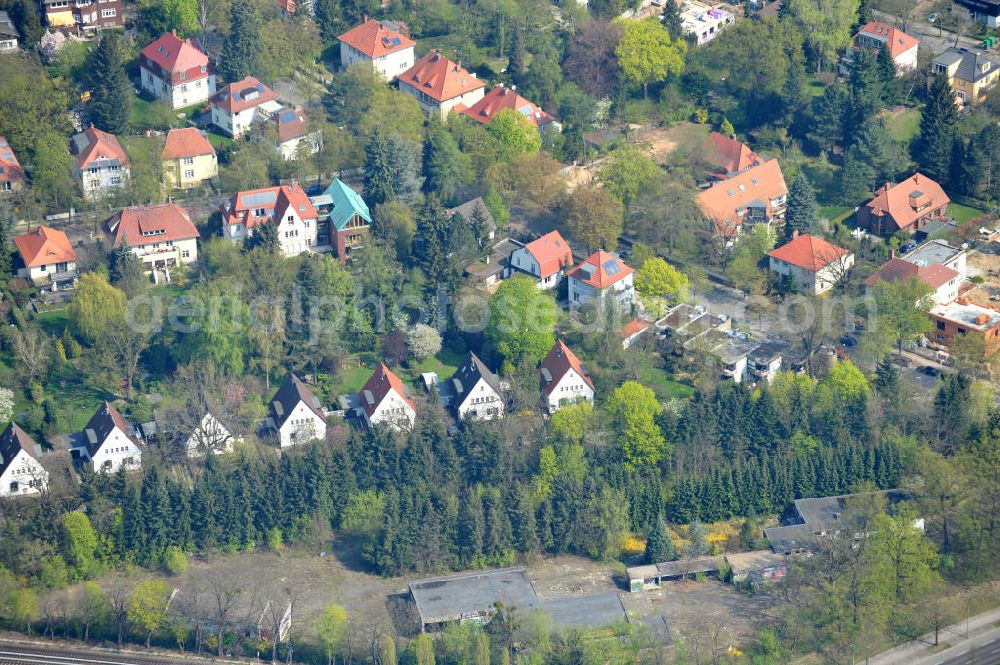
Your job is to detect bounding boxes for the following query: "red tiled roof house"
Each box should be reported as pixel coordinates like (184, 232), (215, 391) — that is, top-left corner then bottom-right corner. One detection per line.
(271, 107), (322, 161)
(221, 183), (321, 257)
(849, 21), (919, 74)
(865, 239), (966, 305)
(105, 203), (200, 271)
(767, 231), (854, 295)
(856, 173), (950, 236)
(14, 225), (78, 290)
(459, 84), (557, 132)
(359, 363), (416, 431)
(161, 127), (217, 190)
(508, 230), (573, 289)
(539, 340), (595, 413)
(700, 131), (762, 181)
(0, 136), (25, 193)
(338, 18), (415, 81)
(567, 250), (635, 311)
(71, 126), (130, 200)
(209, 76), (282, 138)
(695, 158), (787, 242)
(140, 31), (216, 110)
(398, 51), (486, 119)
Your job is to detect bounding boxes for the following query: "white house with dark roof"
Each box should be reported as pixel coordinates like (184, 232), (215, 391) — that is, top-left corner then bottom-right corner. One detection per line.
(539, 340), (595, 413)
(0, 423), (48, 498)
(448, 352), (505, 421)
(359, 363), (416, 431)
(78, 402), (142, 474)
(0, 11), (19, 53)
(185, 412), (239, 458)
(270, 374), (327, 447)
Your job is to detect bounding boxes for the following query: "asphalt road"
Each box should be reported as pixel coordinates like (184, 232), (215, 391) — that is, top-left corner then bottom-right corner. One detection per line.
(0, 645), (214, 665)
(936, 632), (1000, 665)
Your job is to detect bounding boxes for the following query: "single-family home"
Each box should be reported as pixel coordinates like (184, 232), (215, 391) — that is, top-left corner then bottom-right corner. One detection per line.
(699, 132), (762, 181)
(140, 31), (216, 109)
(209, 76), (282, 138)
(42, 0), (123, 32)
(459, 84), (557, 132)
(105, 203), (200, 272)
(956, 0), (1000, 27)
(359, 363), (417, 431)
(448, 352), (505, 421)
(848, 22), (919, 74)
(929, 298), (1000, 354)
(161, 127), (218, 190)
(540, 340), (595, 413)
(932, 47), (1000, 106)
(856, 173), (950, 236)
(338, 17), (415, 81)
(14, 225), (78, 291)
(768, 232), (854, 295)
(0, 11), (19, 53)
(271, 106), (322, 160)
(620, 318), (652, 349)
(509, 230), (574, 289)
(747, 341), (784, 385)
(71, 126), (130, 200)
(679, 0), (735, 45)
(79, 402), (142, 474)
(447, 197), (497, 244)
(270, 374), (327, 447)
(0, 136), (26, 193)
(696, 158), (788, 241)
(398, 51), (486, 119)
(865, 239), (966, 305)
(309, 179), (369, 259)
(222, 183), (321, 256)
(567, 250), (635, 311)
(185, 412), (239, 458)
(0, 423), (48, 498)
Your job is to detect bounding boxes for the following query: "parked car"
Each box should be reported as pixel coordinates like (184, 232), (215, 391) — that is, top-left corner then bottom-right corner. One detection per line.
(919, 365), (941, 377)
(927, 12), (939, 23)
(901, 242), (918, 254)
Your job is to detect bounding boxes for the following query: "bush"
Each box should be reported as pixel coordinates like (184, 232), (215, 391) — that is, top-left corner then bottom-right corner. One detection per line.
(266, 527), (283, 554)
(162, 546), (189, 576)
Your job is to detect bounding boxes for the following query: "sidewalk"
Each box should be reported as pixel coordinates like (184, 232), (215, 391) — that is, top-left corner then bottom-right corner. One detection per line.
(869, 606), (1000, 665)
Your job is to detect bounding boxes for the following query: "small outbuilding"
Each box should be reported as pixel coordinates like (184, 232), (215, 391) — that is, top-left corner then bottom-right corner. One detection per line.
(626, 555), (721, 592)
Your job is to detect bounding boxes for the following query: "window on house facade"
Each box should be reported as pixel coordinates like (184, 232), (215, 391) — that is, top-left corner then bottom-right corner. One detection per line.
(101, 8), (115, 16)
(184, 169), (195, 178)
(182, 250), (190, 258)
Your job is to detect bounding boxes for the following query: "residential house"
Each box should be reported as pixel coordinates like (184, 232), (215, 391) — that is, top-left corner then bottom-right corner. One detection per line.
(956, 0), (1000, 27)
(459, 84), (557, 132)
(929, 298), (1000, 354)
(679, 0), (735, 45)
(696, 158), (788, 241)
(620, 318), (652, 349)
(105, 204), (200, 272)
(359, 364), (417, 431)
(464, 237), (522, 288)
(767, 232), (854, 295)
(931, 47), (1000, 106)
(0, 11), (19, 53)
(509, 230), (574, 289)
(865, 239), (966, 305)
(43, 0), (124, 32)
(567, 250), (635, 311)
(338, 17), (415, 81)
(698, 329), (760, 383)
(14, 225), (78, 291)
(78, 402), (142, 474)
(747, 341), (784, 385)
(398, 51), (486, 119)
(309, 179), (369, 259)
(848, 22), (918, 74)
(271, 107), (322, 160)
(0, 136), (26, 193)
(71, 126), (130, 200)
(448, 352), (505, 421)
(699, 132), (762, 181)
(140, 31), (216, 110)
(222, 183), (321, 256)
(270, 374), (327, 447)
(447, 197), (497, 244)
(185, 412), (239, 458)
(209, 76), (282, 138)
(161, 127), (218, 190)
(857, 173), (950, 236)
(0, 423), (48, 498)
(540, 340), (595, 413)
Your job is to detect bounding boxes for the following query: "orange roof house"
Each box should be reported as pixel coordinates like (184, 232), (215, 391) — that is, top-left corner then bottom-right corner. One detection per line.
(696, 159), (788, 239)
(509, 230), (574, 288)
(857, 172), (950, 236)
(210, 76), (279, 114)
(222, 183), (318, 231)
(71, 126), (129, 171)
(0, 136), (25, 192)
(14, 226), (77, 268)
(700, 132), (762, 180)
(162, 127), (215, 160)
(398, 51), (486, 117)
(567, 250), (635, 310)
(106, 203), (200, 248)
(140, 32), (211, 83)
(459, 84), (555, 129)
(339, 18), (414, 59)
(359, 363), (416, 430)
(767, 232), (854, 294)
(851, 21), (919, 73)
(161, 128), (217, 190)
(539, 340), (595, 412)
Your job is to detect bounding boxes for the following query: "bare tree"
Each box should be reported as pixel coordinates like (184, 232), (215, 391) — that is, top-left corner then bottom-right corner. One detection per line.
(208, 574), (244, 658)
(12, 325), (51, 385)
(109, 579), (131, 646)
(101, 320), (150, 402)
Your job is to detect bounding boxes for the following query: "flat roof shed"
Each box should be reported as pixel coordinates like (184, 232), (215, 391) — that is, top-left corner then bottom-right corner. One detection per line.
(626, 556), (721, 592)
(408, 568), (539, 630)
(538, 593), (628, 629)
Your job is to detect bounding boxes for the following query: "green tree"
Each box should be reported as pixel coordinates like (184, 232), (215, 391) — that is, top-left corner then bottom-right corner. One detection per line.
(76, 582), (109, 641)
(422, 122), (467, 203)
(218, 0), (262, 83)
(487, 109), (542, 162)
(598, 145), (660, 210)
(660, 0), (683, 38)
(414, 632), (436, 665)
(0, 219), (11, 279)
(62, 512), (99, 573)
(687, 521), (708, 557)
(486, 277), (558, 365)
(615, 19), (686, 98)
(68, 273), (127, 344)
(109, 241), (144, 293)
(561, 185), (624, 252)
(550, 401), (593, 445)
(860, 277), (933, 362)
(634, 257), (689, 318)
(87, 33), (131, 134)
(315, 604), (349, 665)
(380, 635), (397, 665)
(847, 117), (903, 189)
(484, 186), (510, 228)
(606, 381), (667, 471)
(784, 0), (859, 71)
(31, 131), (77, 209)
(645, 517), (675, 564)
(413, 194), (455, 285)
(10, 0), (43, 49)
(138, 0), (198, 38)
(808, 82), (848, 152)
(9, 587), (38, 634)
(876, 44), (899, 106)
(244, 219), (280, 254)
(914, 74), (959, 183)
(128, 579), (170, 647)
(784, 172), (818, 241)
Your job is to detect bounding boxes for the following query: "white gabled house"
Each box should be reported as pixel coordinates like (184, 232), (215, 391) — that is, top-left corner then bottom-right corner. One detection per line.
(222, 183), (322, 256)
(270, 374), (327, 448)
(539, 340), (595, 413)
(186, 412), (239, 458)
(209, 76), (282, 138)
(0, 422), (48, 498)
(508, 230), (574, 290)
(79, 402), (142, 474)
(448, 352), (505, 421)
(359, 363), (416, 431)
(139, 31), (216, 109)
(337, 18), (415, 81)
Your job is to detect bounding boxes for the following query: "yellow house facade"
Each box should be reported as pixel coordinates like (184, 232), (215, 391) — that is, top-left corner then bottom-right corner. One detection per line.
(932, 47), (1000, 105)
(161, 128), (218, 190)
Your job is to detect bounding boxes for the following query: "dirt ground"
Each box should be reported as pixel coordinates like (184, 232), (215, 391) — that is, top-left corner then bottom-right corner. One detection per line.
(963, 248), (1000, 307)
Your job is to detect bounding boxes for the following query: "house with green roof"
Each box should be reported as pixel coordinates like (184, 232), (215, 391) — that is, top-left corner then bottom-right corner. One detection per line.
(309, 179), (371, 261)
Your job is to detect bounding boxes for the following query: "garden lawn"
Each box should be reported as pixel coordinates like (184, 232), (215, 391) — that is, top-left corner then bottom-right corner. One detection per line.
(635, 364), (695, 400)
(327, 361), (375, 396)
(886, 107), (921, 143)
(207, 131), (235, 151)
(35, 307), (71, 336)
(402, 348), (466, 386)
(805, 76), (827, 97)
(950, 203), (987, 224)
(130, 96), (175, 131)
(817, 205), (852, 223)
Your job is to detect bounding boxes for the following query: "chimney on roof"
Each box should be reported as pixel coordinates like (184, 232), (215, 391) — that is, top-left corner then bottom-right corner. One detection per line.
(890, 248), (895, 259)
(792, 229), (799, 240)
(364, 14), (368, 21)
(171, 28), (177, 35)
(977, 313), (990, 325)
(914, 173), (920, 184)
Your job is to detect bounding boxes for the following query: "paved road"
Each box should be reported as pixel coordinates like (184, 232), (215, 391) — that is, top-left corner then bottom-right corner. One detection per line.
(931, 630), (1000, 665)
(873, 9), (983, 56)
(0, 643), (232, 665)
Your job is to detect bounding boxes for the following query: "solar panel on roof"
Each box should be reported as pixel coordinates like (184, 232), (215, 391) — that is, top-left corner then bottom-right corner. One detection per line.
(243, 191), (278, 207)
(280, 110), (297, 122)
(256, 83), (265, 92)
(603, 259), (621, 277)
(390, 37), (401, 46)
